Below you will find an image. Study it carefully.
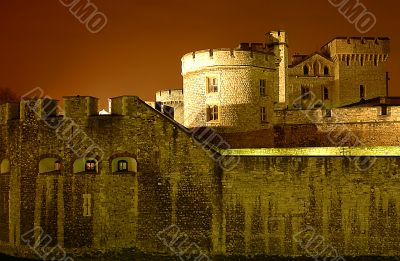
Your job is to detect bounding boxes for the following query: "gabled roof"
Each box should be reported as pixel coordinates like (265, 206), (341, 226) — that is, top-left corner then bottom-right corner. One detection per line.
(290, 52), (333, 68)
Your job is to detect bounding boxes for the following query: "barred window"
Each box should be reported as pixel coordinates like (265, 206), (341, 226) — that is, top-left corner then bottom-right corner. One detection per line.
(207, 77), (218, 93)
(261, 107), (267, 122)
(207, 106), (219, 121)
(260, 79), (266, 96)
(85, 160), (97, 173)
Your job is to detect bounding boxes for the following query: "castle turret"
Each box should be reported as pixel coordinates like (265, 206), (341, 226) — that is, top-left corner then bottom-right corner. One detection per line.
(322, 37), (390, 107)
(266, 30), (289, 105)
(181, 45), (276, 133)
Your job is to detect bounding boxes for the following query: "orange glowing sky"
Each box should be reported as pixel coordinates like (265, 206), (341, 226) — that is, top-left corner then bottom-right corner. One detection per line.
(0, 0), (399, 109)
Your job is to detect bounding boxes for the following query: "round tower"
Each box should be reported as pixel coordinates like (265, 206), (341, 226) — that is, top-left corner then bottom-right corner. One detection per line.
(182, 44), (277, 133)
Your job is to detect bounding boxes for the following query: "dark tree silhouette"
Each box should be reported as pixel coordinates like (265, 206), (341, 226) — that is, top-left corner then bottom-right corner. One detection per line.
(0, 87), (18, 104)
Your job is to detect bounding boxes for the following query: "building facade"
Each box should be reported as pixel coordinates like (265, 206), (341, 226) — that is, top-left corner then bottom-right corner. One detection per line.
(159, 31), (391, 133)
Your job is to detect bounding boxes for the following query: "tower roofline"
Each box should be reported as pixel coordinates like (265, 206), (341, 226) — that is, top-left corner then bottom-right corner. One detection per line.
(321, 36), (390, 49)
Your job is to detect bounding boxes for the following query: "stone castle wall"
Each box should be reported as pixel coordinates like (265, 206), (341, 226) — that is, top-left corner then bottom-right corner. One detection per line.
(0, 97), (219, 259)
(1, 97), (400, 259)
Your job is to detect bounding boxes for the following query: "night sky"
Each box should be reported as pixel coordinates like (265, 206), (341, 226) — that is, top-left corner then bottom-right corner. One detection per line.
(0, 0), (398, 109)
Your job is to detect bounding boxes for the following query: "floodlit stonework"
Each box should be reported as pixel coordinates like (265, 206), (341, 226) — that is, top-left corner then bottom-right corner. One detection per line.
(0, 31), (400, 260)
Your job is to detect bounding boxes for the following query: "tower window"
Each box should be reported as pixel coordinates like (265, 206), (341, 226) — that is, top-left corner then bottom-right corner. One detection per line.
(117, 160), (128, 172)
(323, 87), (329, 100)
(360, 85), (365, 99)
(207, 77), (219, 93)
(260, 79), (266, 96)
(301, 86), (310, 100)
(207, 106), (219, 121)
(381, 106), (388, 116)
(85, 160), (97, 173)
(324, 66), (329, 75)
(303, 65), (309, 75)
(360, 57), (364, 66)
(261, 107), (267, 122)
(374, 57), (378, 66)
(347, 56), (350, 66)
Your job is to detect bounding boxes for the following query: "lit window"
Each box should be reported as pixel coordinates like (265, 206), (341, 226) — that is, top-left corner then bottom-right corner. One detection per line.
(207, 106), (219, 121)
(118, 160), (128, 172)
(207, 77), (218, 93)
(260, 79), (266, 96)
(301, 86), (310, 100)
(323, 87), (329, 100)
(55, 161), (61, 171)
(85, 160), (97, 173)
(360, 85), (365, 99)
(303, 65), (309, 75)
(261, 107), (267, 122)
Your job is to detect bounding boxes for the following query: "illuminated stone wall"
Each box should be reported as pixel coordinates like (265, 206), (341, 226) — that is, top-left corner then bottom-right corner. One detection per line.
(0, 97), (218, 259)
(221, 156), (400, 256)
(1, 97), (400, 259)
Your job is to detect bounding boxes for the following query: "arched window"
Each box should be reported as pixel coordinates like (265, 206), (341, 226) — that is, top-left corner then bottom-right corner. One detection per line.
(1, 159), (10, 174)
(39, 158), (61, 174)
(118, 160), (128, 172)
(324, 66), (329, 75)
(85, 160), (97, 172)
(303, 65), (309, 75)
(111, 157), (137, 174)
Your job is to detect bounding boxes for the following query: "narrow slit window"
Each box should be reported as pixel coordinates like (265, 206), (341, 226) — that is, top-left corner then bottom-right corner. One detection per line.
(261, 107), (267, 122)
(323, 87), (329, 100)
(360, 85), (365, 99)
(260, 79), (266, 96)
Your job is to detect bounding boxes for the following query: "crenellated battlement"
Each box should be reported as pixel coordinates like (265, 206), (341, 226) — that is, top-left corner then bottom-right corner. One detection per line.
(64, 96), (99, 118)
(156, 89), (184, 103)
(181, 47), (276, 75)
(322, 37), (390, 58)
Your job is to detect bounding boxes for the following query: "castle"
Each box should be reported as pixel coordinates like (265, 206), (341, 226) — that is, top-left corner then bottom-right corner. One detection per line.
(1, 31), (400, 260)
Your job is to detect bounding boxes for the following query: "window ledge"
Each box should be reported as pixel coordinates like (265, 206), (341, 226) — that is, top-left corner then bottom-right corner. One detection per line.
(39, 170), (61, 175)
(74, 171), (99, 175)
(112, 171), (136, 175)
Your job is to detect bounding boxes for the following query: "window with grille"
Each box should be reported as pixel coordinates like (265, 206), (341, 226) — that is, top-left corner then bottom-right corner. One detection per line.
(260, 79), (266, 96)
(207, 77), (219, 93)
(207, 106), (219, 121)
(261, 107), (267, 122)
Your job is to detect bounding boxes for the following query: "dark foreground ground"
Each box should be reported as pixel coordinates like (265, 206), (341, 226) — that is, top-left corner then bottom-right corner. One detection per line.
(1, 253), (400, 261)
